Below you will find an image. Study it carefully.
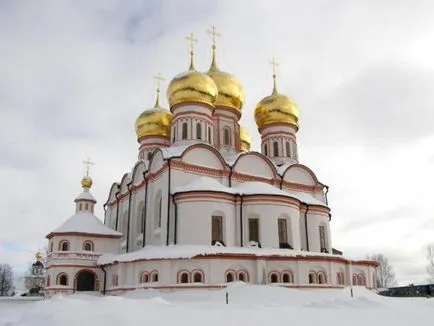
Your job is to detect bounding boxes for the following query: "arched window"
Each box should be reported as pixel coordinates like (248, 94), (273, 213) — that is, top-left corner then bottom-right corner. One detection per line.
(318, 272), (326, 284)
(319, 225), (327, 252)
(208, 127), (212, 143)
(182, 122), (188, 139)
(273, 141), (279, 157)
(179, 271), (189, 284)
(309, 272), (316, 284)
(192, 271), (203, 283)
(172, 126), (176, 142)
(140, 272), (149, 283)
(196, 123), (202, 140)
(336, 272), (345, 285)
(282, 272), (293, 283)
(50, 241), (53, 252)
(147, 151), (152, 161)
(83, 241), (93, 251)
(57, 273), (68, 286)
(264, 144), (268, 156)
(270, 272), (279, 283)
(211, 215), (223, 245)
(285, 142), (291, 157)
(225, 271), (235, 283)
(223, 128), (230, 146)
(151, 271), (159, 283)
(59, 240), (69, 251)
(112, 274), (119, 286)
(237, 271), (248, 282)
(358, 274), (366, 286)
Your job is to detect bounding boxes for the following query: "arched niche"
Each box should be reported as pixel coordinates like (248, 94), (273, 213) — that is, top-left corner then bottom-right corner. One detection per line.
(181, 144), (227, 171)
(232, 152), (277, 179)
(282, 164), (319, 186)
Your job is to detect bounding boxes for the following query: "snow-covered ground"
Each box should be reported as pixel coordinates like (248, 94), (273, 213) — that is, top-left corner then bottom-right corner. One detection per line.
(1, 284), (432, 326)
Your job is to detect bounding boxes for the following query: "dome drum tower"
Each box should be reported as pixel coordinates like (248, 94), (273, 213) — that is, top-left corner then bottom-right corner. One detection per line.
(255, 59), (300, 165)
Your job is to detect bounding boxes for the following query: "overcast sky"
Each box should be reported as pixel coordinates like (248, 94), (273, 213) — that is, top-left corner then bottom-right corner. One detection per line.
(1, 0), (434, 285)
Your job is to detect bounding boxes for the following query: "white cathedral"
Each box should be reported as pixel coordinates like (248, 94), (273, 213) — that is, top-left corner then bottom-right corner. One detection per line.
(45, 30), (377, 296)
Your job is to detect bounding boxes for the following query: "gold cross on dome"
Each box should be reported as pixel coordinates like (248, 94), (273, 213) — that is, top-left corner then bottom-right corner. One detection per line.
(186, 33), (198, 54)
(269, 57), (279, 76)
(153, 73), (165, 92)
(207, 25), (221, 48)
(82, 158), (94, 177)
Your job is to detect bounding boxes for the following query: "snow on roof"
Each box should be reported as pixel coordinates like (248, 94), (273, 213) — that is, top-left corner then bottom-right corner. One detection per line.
(49, 212), (123, 237)
(160, 145), (191, 159)
(74, 191), (96, 202)
(98, 245), (342, 265)
(171, 177), (327, 207)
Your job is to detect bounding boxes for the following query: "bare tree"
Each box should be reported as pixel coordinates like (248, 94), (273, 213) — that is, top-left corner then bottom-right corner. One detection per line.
(368, 253), (397, 288)
(0, 263), (14, 296)
(426, 245), (434, 283)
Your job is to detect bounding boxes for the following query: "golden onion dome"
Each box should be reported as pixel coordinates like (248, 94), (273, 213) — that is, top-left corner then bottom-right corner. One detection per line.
(167, 47), (218, 109)
(135, 90), (173, 142)
(81, 176), (93, 189)
(240, 126), (251, 152)
(255, 76), (299, 131)
(207, 52), (245, 112)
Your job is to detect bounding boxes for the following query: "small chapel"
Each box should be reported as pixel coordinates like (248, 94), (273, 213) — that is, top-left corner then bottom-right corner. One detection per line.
(45, 28), (377, 296)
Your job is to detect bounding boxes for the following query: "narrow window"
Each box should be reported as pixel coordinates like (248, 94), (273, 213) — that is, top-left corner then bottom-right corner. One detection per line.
(238, 272), (247, 282)
(224, 128), (230, 146)
(309, 272), (316, 284)
(273, 141), (279, 157)
(85, 203), (89, 210)
(180, 272), (189, 284)
(226, 272), (235, 283)
(282, 272), (291, 283)
(196, 123), (202, 140)
(172, 126), (176, 142)
(319, 226), (327, 251)
(141, 273), (149, 283)
(140, 206), (146, 234)
(58, 274), (68, 286)
(182, 122), (188, 139)
(353, 274), (357, 286)
(248, 218), (259, 243)
(318, 273), (326, 284)
(61, 241), (69, 251)
(193, 272), (203, 283)
(278, 219), (288, 246)
(264, 144), (268, 156)
(293, 142), (298, 160)
(157, 197), (163, 228)
(147, 152), (152, 161)
(286, 141), (291, 157)
(152, 272), (158, 282)
(270, 273), (279, 283)
(211, 216), (223, 245)
(208, 127), (212, 143)
(83, 242), (92, 251)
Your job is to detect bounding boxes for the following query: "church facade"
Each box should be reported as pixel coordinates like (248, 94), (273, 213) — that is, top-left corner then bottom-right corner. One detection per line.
(45, 31), (377, 296)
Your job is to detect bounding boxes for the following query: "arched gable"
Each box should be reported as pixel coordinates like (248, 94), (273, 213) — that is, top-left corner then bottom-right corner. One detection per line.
(148, 150), (165, 174)
(232, 152), (277, 179)
(282, 164), (320, 186)
(181, 143), (228, 171)
(119, 173), (131, 195)
(106, 183), (120, 204)
(131, 160), (146, 186)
